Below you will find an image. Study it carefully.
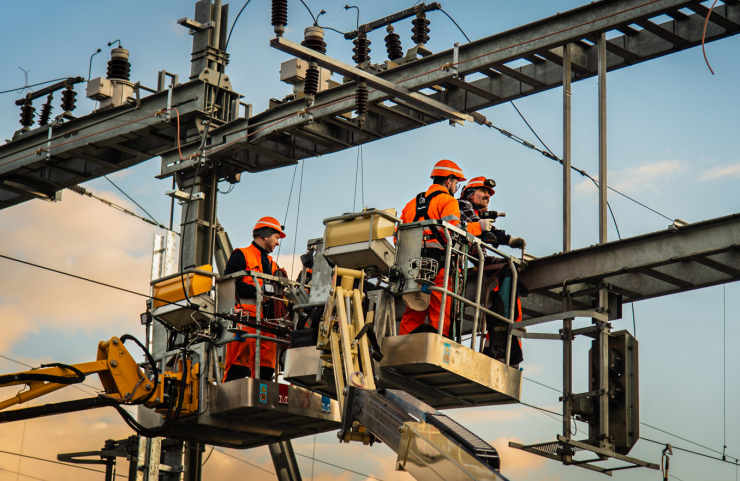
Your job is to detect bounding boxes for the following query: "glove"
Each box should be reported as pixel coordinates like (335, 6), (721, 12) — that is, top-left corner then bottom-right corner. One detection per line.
(300, 252), (314, 269)
(508, 237), (526, 249)
(478, 219), (493, 232)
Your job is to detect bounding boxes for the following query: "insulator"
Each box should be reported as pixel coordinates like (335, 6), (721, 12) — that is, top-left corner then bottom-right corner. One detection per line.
(19, 102), (35, 128)
(107, 47), (131, 81)
(301, 26), (326, 54)
(271, 0), (288, 36)
(352, 34), (371, 66)
(61, 88), (77, 112)
(385, 25), (403, 61)
(68, 185), (88, 195)
(411, 12), (430, 45)
(303, 65), (320, 98)
(38, 94), (53, 126)
(355, 81), (368, 128)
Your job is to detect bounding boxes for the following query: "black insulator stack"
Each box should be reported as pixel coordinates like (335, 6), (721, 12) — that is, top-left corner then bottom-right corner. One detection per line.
(411, 12), (430, 45)
(271, 0), (288, 36)
(61, 88), (77, 112)
(385, 25), (403, 61)
(303, 65), (320, 98)
(355, 81), (368, 127)
(107, 47), (131, 81)
(352, 34), (371, 66)
(38, 94), (53, 126)
(301, 26), (327, 54)
(19, 102), (35, 128)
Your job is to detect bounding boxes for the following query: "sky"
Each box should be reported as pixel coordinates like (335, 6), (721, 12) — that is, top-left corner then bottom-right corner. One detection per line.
(0, 1), (739, 480)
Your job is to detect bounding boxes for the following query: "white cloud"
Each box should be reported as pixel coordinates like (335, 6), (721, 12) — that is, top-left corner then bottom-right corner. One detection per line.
(700, 162), (740, 181)
(575, 159), (687, 197)
(0, 187), (157, 352)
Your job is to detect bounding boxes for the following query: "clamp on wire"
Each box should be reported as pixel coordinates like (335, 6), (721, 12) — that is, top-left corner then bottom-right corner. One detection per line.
(661, 444), (673, 481)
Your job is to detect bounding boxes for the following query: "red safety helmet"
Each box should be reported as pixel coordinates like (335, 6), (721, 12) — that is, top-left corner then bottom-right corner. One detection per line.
(253, 216), (286, 238)
(460, 176), (496, 198)
(430, 159), (466, 181)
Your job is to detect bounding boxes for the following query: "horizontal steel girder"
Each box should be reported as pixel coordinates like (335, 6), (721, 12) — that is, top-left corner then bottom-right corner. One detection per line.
(269, 37), (473, 124)
(0, 80), (210, 210)
(520, 213), (740, 318)
(216, 0), (738, 162)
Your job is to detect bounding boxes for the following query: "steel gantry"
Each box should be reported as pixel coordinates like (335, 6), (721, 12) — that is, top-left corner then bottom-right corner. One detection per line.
(1, 0), (740, 479)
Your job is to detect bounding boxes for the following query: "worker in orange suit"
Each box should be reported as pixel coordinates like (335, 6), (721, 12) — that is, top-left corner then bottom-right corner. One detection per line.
(398, 160), (489, 337)
(223, 217), (285, 382)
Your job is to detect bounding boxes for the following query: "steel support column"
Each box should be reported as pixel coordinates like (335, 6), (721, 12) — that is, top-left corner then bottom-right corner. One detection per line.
(563, 43), (572, 253)
(598, 33), (608, 245)
(177, 167), (217, 269)
(561, 43), (574, 460)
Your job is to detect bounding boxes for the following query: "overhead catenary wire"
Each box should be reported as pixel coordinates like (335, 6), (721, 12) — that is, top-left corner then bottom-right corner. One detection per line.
(521, 373), (740, 463)
(509, 100), (640, 335)
(68, 184), (173, 232)
(290, 160), (305, 277)
(293, 451), (384, 480)
(277, 162), (300, 260)
(0, 449), (127, 478)
(0, 353), (100, 398)
(103, 175), (164, 228)
(0, 78), (74, 96)
(0, 466), (49, 481)
(642, 437), (740, 467)
(212, 448), (275, 475)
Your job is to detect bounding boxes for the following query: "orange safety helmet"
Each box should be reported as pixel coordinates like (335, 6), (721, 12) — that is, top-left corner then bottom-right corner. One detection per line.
(460, 176), (496, 198)
(430, 159), (466, 181)
(253, 216), (286, 238)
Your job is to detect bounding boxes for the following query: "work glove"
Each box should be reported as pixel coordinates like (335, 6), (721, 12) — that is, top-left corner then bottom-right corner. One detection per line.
(300, 252), (314, 269)
(478, 218), (493, 232)
(508, 237), (526, 249)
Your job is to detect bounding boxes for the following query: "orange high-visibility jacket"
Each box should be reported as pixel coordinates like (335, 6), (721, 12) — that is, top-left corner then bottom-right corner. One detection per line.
(400, 184), (461, 250)
(236, 245), (279, 304)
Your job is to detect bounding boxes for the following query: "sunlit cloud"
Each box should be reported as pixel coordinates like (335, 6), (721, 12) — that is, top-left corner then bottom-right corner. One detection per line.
(700, 161), (740, 181)
(575, 159), (687, 197)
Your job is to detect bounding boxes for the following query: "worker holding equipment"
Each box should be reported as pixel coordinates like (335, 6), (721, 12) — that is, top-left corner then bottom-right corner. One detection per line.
(223, 216), (286, 382)
(458, 176), (526, 250)
(458, 177), (525, 365)
(398, 160), (484, 337)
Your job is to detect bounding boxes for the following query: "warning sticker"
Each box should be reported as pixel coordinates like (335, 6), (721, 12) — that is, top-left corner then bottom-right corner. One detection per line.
(301, 391), (310, 408)
(278, 384), (289, 405)
(443, 343), (451, 364)
(259, 383), (267, 403)
(321, 395), (331, 413)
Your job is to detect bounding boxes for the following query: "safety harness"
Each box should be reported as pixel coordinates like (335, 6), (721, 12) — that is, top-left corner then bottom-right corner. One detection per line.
(413, 190), (451, 253)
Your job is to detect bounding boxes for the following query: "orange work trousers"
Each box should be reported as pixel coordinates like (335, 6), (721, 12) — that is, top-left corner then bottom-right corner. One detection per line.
(223, 305), (277, 381)
(399, 267), (452, 337)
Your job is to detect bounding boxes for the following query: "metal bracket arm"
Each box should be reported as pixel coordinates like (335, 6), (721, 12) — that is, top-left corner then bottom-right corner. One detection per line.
(269, 37), (473, 125)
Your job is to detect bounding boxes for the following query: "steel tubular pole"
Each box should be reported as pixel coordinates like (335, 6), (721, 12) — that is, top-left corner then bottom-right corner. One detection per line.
(597, 32), (610, 447)
(598, 33), (608, 245)
(562, 42), (574, 455)
(563, 43), (572, 252)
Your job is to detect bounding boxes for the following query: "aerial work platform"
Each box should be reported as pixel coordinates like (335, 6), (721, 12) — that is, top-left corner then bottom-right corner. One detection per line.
(285, 332), (522, 410)
(139, 377), (339, 449)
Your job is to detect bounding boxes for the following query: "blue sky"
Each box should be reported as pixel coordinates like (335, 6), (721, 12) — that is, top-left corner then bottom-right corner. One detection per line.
(0, 1), (739, 480)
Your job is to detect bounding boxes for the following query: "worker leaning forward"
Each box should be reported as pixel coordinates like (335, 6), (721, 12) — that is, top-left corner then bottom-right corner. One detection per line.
(459, 176), (525, 366)
(223, 216), (286, 382)
(398, 160), (484, 337)
(458, 176), (525, 249)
